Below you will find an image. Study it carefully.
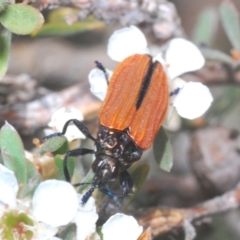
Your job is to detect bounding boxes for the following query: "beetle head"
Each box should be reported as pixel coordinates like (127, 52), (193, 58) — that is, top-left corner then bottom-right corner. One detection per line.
(92, 155), (119, 187)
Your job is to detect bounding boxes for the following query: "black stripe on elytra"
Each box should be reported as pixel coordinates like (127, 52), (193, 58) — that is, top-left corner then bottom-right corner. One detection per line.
(136, 59), (159, 110)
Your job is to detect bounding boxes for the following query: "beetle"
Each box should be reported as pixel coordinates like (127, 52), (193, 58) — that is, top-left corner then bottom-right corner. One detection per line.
(44, 54), (169, 205)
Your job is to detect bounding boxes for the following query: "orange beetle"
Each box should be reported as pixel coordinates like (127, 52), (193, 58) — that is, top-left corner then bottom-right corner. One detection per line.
(44, 54), (169, 204)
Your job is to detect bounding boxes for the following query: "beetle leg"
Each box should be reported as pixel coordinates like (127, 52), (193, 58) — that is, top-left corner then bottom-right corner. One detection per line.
(100, 188), (121, 206)
(100, 171), (133, 206)
(119, 170), (134, 195)
(43, 119), (96, 143)
(81, 187), (95, 204)
(63, 148), (95, 182)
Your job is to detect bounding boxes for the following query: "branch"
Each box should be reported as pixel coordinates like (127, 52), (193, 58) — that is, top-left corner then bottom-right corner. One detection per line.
(25, 0), (184, 40)
(136, 183), (240, 238)
(0, 75), (101, 134)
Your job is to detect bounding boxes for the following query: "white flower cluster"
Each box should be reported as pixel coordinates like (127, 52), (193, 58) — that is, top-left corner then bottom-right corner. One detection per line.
(0, 164), (142, 240)
(0, 164), (97, 240)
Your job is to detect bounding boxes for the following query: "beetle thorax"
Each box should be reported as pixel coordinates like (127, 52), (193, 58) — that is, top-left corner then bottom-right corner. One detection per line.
(95, 125), (143, 167)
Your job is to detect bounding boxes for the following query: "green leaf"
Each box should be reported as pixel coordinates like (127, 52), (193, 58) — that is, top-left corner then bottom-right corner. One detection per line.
(125, 162), (149, 207)
(192, 7), (218, 45)
(206, 85), (240, 127)
(54, 155), (75, 180)
(76, 169), (94, 192)
(153, 127), (173, 172)
(200, 47), (233, 64)
(220, 0), (240, 50)
(159, 141), (173, 172)
(25, 158), (40, 181)
(41, 136), (68, 155)
(18, 172), (41, 198)
(96, 228), (103, 240)
(0, 121), (27, 184)
(0, 122), (40, 194)
(0, 29), (11, 80)
(0, 4), (44, 35)
(31, 8), (105, 37)
(32, 20), (105, 37)
(48, 8), (79, 23)
(58, 223), (76, 240)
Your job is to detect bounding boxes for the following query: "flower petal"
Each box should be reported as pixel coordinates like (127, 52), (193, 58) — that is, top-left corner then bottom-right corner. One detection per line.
(88, 68), (112, 101)
(164, 38), (205, 79)
(48, 107), (86, 141)
(33, 180), (78, 227)
(102, 213), (143, 240)
(48, 107), (84, 128)
(107, 26), (149, 62)
(73, 195), (98, 240)
(169, 78), (186, 104)
(0, 164), (18, 208)
(164, 107), (181, 131)
(36, 222), (58, 240)
(173, 81), (213, 119)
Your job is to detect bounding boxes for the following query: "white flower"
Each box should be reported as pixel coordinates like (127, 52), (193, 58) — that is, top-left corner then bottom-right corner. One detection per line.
(32, 180), (79, 227)
(107, 26), (149, 62)
(89, 68), (113, 101)
(172, 81), (213, 119)
(0, 164), (57, 239)
(102, 213), (143, 240)
(88, 25), (213, 121)
(72, 195), (98, 240)
(155, 38), (205, 79)
(47, 107), (86, 142)
(0, 163), (18, 208)
(0, 164), (80, 239)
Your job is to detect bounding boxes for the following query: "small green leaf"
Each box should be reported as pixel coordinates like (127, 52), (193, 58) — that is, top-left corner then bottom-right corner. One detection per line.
(200, 47), (233, 64)
(153, 127), (173, 172)
(0, 122), (27, 184)
(41, 136), (68, 154)
(32, 20), (105, 37)
(18, 173), (41, 198)
(25, 158), (40, 181)
(125, 162), (149, 207)
(96, 228), (103, 240)
(31, 8), (104, 37)
(48, 8), (79, 23)
(0, 29), (11, 80)
(0, 4), (44, 35)
(220, 0), (240, 50)
(54, 155), (74, 180)
(77, 169), (94, 192)
(58, 223), (76, 240)
(159, 141), (173, 172)
(54, 155), (64, 180)
(206, 85), (240, 127)
(192, 7), (218, 45)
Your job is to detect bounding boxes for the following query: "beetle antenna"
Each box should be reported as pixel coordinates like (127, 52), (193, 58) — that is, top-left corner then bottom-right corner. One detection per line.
(95, 60), (109, 85)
